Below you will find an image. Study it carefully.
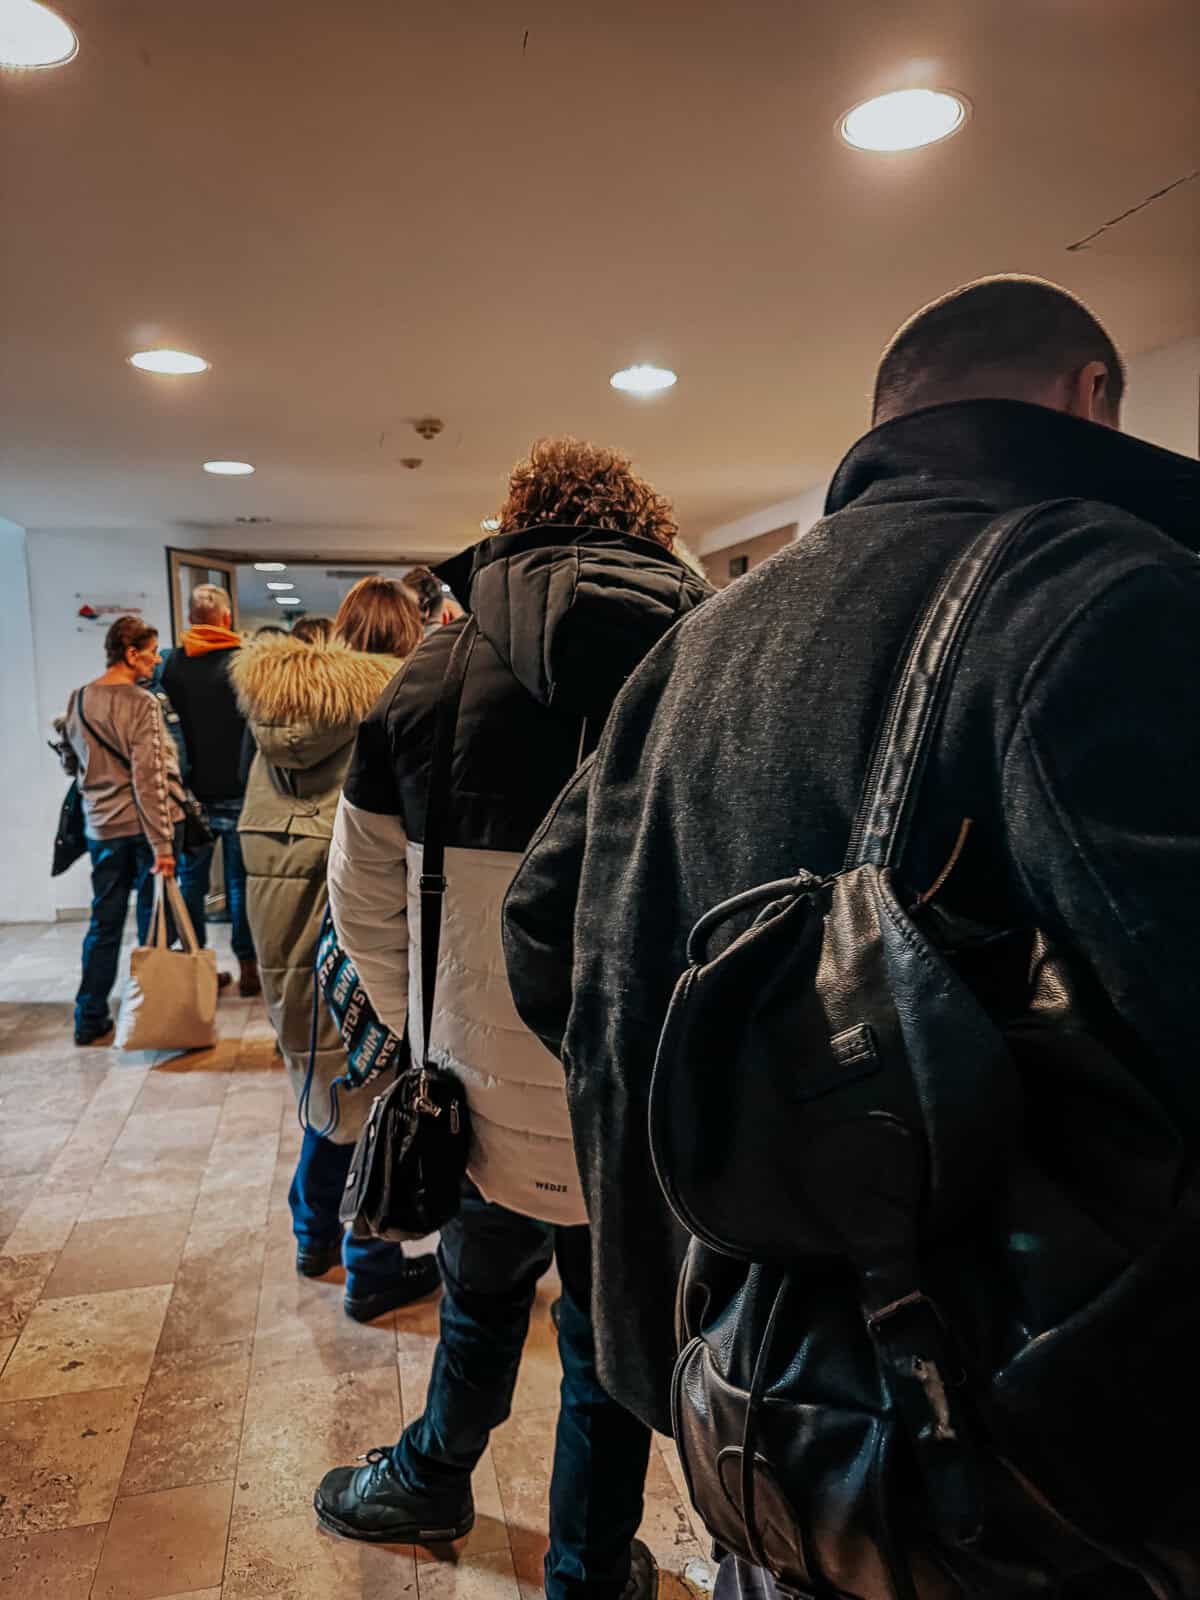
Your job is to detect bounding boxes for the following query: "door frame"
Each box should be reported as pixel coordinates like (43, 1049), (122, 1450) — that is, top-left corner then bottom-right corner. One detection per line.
(165, 548), (241, 643)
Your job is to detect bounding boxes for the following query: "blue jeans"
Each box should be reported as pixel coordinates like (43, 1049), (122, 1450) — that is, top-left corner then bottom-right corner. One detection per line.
(288, 1126), (412, 1293)
(75, 833), (157, 1035)
(393, 1185), (652, 1600)
(178, 799), (254, 961)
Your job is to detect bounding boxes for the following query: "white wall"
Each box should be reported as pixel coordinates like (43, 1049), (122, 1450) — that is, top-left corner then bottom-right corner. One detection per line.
(1123, 337), (1200, 458)
(23, 527), (176, 915)
(0, 520), (55, 924)
(698, 485), (827, 558)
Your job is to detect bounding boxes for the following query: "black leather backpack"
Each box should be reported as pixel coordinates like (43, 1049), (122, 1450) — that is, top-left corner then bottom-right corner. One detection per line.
(649, 510), (1200, 1599)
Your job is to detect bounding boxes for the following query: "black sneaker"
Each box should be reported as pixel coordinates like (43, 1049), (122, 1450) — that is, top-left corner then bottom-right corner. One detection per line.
(296, 1240), (342, 1278)
(74, 1021), (114, 1047)
(314, 1447), (474, 1544)
(624, 1540), (659, 1600)
(343, 1255), (441, 1322)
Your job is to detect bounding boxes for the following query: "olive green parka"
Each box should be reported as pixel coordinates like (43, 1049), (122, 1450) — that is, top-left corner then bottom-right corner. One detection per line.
(232, 634), (405, 1141)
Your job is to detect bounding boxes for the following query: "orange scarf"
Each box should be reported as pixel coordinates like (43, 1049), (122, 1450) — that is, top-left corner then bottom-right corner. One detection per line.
(181, 624), (242, 657)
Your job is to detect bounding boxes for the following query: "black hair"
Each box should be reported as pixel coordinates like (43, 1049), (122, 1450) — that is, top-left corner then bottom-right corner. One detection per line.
(873, 275), (1125, 424)
(402, 565), (445, 623)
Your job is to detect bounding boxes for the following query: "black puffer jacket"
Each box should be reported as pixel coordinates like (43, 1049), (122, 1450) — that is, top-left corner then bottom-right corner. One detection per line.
(503, 401), (1200, 1441)
(328, 524), (711, 1224)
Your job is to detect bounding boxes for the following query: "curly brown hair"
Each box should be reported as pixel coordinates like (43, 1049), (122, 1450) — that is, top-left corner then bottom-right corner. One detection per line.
(496, 437), (677, 549)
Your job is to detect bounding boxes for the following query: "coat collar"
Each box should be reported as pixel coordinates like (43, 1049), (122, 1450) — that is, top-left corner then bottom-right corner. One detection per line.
(435, 524), (701, 609)
(826, 400), (1200, 551)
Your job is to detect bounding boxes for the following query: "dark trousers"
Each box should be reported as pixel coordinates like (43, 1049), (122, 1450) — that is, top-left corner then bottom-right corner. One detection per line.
(75, 833), (156, 1033)
(288, 1125), (412, 1293)
(178, 799), (254, 961)
(393, 1184), (652, 1600)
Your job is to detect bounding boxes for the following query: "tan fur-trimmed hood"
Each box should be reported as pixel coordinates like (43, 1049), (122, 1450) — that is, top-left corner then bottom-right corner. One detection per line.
(230, 635), (404, 729)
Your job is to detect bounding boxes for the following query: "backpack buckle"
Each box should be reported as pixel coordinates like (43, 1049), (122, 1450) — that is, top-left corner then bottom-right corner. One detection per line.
(865, 1289), (943, 1332)
(419, 873), (447, 893)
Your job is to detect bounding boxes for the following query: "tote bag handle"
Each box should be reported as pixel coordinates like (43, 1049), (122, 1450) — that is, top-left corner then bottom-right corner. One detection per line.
(145, 874), (202, 954)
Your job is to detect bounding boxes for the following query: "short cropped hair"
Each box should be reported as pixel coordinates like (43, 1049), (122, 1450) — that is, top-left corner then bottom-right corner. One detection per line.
(872, 275), (1125, 424)
(334, 575), (422, 658)
(402, 565), (446, 624)
(105, 615), (158, 666)
(189, 583), (233, 624)
(499, 437), (677, 549)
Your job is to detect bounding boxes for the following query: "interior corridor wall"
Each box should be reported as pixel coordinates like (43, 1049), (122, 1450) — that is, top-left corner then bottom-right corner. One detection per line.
(25, 527), (175, 916)
(0, 520), (54, 924)
(1123, 337), (1200, 458)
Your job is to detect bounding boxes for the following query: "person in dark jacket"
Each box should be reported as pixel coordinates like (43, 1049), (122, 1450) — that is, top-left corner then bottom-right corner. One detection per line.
(502, 278), (1200, 1596)
(315, 439), (711, 1600)
(161, 584), (259, 995)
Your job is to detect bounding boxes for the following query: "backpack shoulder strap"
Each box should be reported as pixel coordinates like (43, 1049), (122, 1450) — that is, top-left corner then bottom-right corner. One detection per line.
(418, 618), (478, 1067)
(844, 506), (1038, 871)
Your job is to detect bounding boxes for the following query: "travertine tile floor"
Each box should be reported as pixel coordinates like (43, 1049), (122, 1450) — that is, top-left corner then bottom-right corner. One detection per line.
(0, 919), (716, 1600)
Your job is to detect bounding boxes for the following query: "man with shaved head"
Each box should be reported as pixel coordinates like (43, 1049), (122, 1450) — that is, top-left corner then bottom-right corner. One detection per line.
(504, 277), (1200, 1594)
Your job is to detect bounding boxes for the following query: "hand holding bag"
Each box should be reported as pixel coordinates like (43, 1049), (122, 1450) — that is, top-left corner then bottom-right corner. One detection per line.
(340, 621), (475, 1241)
(115, 875), (219, 1051)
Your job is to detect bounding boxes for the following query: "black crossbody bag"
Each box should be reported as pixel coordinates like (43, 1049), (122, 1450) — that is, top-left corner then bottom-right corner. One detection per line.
(340, 620), (476, 1241)
(75, 686), (212, 852)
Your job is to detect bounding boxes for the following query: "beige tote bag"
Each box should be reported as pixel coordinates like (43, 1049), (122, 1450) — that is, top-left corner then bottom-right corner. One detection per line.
(115, 876), (219, 1051)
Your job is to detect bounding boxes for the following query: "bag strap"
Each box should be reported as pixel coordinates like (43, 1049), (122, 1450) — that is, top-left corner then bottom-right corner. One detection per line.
(419, 618), (478, 1069)
(147, 875), (170, 949)
(77, 685), (134, 770)
(843, 506), (1038, 872)
(163, 876), (201, 953)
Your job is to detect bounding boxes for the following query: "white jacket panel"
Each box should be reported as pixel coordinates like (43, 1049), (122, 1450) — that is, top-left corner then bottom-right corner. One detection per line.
(329, 795), (586, 1225)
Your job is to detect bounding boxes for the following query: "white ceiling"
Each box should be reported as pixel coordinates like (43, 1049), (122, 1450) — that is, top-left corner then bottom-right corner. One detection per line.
(1, 0), (1197, 554)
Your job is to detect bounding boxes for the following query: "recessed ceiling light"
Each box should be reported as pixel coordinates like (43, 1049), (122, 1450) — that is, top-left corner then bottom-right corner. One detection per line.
(480, 517), (500, 532)
(0, 0), (78, 69)
(203, 460), (255, 476)
(840, 88), (968, 152)
(253, 561), (286, 572)
(275, 596), (302, 606)
(129, 349), (210, 375)
(610, 364), (677, 395)
(265, 581), (294, 591)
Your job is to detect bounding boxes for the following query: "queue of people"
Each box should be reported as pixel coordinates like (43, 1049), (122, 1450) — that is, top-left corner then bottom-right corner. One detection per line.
(55, 273), (1200, 1600)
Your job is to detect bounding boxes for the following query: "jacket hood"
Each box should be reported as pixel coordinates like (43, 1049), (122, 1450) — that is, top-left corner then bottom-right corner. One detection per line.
(827, 399), (1200, 550)
(449, 524), (712, 717)
(230, 634), (403, 730)
(181, 624), (242, 657)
